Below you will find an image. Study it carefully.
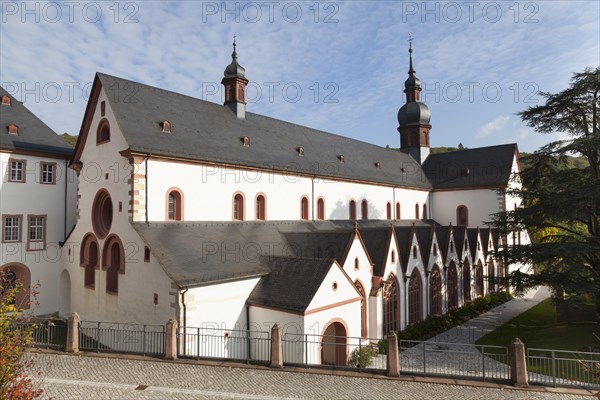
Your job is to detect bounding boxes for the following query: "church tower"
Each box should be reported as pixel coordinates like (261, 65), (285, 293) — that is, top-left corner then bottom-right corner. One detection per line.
(397, 40), (431, 163)
(221, 37), (249, 119)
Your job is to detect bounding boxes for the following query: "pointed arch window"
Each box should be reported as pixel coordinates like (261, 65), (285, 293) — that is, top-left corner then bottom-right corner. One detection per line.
(166, 189), (183, 221)
(447, 262), (459, 309)
(1, 263), (31, 309)
(408, 269), (423, 325)
(355, 281), (367, 338)
(396, 202), (401, 220)
(386, 202), (392, 220)
(429, 266), (442, 316)
(361, 200), (368, 220)
(349, 200), (357, 220)
(457, 205), (468, 227)
(463, 261), (471, 302)
(475, 261), (484, 297)
(233, 192), (245, 221)
(317, 197), (325, 220)
(383, 276), (400, 333)
(255, 194), (266, 220)
(80, 233), (99, 289)
(487, 260), (495, 293)
(102, 235), (124, 294)
(300, 196), (309, 220)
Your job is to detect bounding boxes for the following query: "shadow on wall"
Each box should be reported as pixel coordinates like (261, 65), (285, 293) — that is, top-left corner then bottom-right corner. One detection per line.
(329, 196), (382, 220)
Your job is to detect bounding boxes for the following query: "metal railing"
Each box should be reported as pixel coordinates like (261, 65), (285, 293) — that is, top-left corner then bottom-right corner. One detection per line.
(177, 326), (271, 363)
(282, 333), (386, 371)
(400, 340), (510, 381)
(527, 348), (600, 389)
(12, 319), (67, 351)
(79, 321), (165, 356)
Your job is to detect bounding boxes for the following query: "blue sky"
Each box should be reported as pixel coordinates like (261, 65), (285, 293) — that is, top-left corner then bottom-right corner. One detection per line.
(1, 1), (598, 152)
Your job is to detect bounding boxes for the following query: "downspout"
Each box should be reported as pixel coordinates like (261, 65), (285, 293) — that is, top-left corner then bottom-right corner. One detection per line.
(180, 289), (187, 334)
(311, 176), (315, 221)
(246, 302), (251, 361)
(64, 159), (68, 240)
(393, 186), (396, 219)
(145, 156), (150, 223)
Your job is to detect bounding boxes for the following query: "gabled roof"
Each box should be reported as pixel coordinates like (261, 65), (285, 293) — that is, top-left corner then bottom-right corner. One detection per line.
(359, 226), (393, 276)
(79, 73), (432, 189)
(454, 225), (467, 260)
(467, 227), (480, 262)
(0, 87), (73, 157)
(414, 225), (434, 268)
(423, 144), (518, 190)
(480, 228), (492, 259)
(435, 225), (451, 264)
(247, 256), (336, 313)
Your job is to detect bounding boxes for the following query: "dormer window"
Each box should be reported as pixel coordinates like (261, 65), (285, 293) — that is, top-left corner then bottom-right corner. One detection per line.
(338, 155), (345, 163)
(1, 95), (11, 106)
(375, 162), (381, 169)
(241, 136), (250, 146)
(297, 147), (304, 156)
(161, 120), (171, 133)
(7, 124), (18, 135)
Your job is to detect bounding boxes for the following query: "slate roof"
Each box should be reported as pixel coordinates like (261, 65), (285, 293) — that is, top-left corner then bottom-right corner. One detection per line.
(133, 219), (436, 287)
(95, 73), (432, 189)
(359, 227), (393, 276)
(247, 256), (335, 313)
(467, 228), (480, 261)
(423, 144), (517, 189)
(0, 87), (73, 156)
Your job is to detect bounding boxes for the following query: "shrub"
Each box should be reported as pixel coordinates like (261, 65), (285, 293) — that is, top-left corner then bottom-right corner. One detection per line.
(349, 346), (375, 368)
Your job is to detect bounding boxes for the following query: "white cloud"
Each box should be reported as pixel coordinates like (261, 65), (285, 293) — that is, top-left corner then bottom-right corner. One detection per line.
(476, 115), (510, 138)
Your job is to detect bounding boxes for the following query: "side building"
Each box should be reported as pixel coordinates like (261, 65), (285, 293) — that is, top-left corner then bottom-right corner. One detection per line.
(0, 87), (77, 316)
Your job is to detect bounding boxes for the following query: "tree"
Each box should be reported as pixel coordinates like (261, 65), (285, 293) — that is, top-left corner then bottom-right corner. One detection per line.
(492, 67), (600, 303)
(0, 271), (43, 399)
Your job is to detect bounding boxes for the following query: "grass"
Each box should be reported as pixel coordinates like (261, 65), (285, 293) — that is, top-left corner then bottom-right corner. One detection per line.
(476, 298), (599, 351)
(476, 298), (600, 385)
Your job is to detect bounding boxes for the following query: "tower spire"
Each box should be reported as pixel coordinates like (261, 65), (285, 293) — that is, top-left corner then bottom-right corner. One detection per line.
(408, 32), (415, 74)
(232, 34), (237, 60)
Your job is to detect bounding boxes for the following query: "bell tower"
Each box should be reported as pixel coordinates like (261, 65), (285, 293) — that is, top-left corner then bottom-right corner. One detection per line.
(397, 37), (432, 164)
(221, 36), (249, 120)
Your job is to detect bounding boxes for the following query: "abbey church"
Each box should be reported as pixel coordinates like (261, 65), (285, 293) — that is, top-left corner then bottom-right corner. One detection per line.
(1, 42), (527, 346)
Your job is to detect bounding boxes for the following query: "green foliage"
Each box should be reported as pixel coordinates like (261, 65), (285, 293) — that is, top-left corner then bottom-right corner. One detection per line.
(0, 272), (43, 399)
(396, 291), (512, 342)
(349, 346), (375, 368)
(59, 133), (77, 147)
(492, 67), (600, 300)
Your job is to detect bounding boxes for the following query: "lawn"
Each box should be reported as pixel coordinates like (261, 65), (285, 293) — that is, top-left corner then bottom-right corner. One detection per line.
(476, 298), (599, 351)
(476, 298), (600, 385)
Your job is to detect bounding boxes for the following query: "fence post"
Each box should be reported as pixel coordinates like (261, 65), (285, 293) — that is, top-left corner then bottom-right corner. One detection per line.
(270, 324), (283, 368)
(65, 312), (80, 353)
(510, 337), (528, 387)
(387, 332), (400, 377)
(164, 319), (178, 360)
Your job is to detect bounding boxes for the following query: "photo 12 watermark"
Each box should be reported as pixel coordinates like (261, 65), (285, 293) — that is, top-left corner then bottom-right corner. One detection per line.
(1, 1), (140, 24)
(399, 1), (539, 24)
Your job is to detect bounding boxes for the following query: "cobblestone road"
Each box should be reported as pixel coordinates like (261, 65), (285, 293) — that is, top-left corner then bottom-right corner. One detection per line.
(26, 352), (593, 400)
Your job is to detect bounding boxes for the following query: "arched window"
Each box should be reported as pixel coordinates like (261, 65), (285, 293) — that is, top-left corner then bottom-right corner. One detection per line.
(355, 281), (367, 338)
(475, 261), (484, 297)
(0, 263), (31, 309)
(383, 275), (400, 333)
(361, 200), (368, 220)
(487, 260), (495, 293)
(422, 204), (427, 219)
(429, 266), (442, 316)
(300, 196), (309, 220)
(96, 118), (110, 144)
(415, 203), (419, 219)
(447, 262), (459, 309)
(462, 261), (471, 302)
(166, 189), (183, 221)
(92, 190), (113, 239)
(103, 235), (124, 294)
(233, 192), (244, 221)
(255, 194), (266, 220)
(80, 233), (99, 289)
(457, 206), (468, 227)
(408, 269), (423, 325)
(497, 259), (505, 290)
(386, 202), (392, 220)
(349, 200), (357, 220)
(396, 202), (401, 220)
(317, 198), (325, 220)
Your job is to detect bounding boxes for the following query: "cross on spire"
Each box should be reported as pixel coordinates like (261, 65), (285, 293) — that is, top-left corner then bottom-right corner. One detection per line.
(408, 32), (415, 74)
(232, 34), (237, 59)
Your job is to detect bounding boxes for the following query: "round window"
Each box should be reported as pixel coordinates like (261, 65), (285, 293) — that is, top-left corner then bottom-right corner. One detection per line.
(92, 190), (113, 239)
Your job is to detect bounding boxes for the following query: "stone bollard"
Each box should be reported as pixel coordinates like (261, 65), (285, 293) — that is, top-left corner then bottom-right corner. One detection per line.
(511, 337), (528, 387)
(270, 324), (283, 368)
(387, 332), (400, 377)
(164, 319), (178, 360)
(65, 312), (80, 353)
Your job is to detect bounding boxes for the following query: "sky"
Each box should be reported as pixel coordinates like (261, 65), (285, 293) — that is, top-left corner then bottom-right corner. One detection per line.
(1, 0), (599, 153)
